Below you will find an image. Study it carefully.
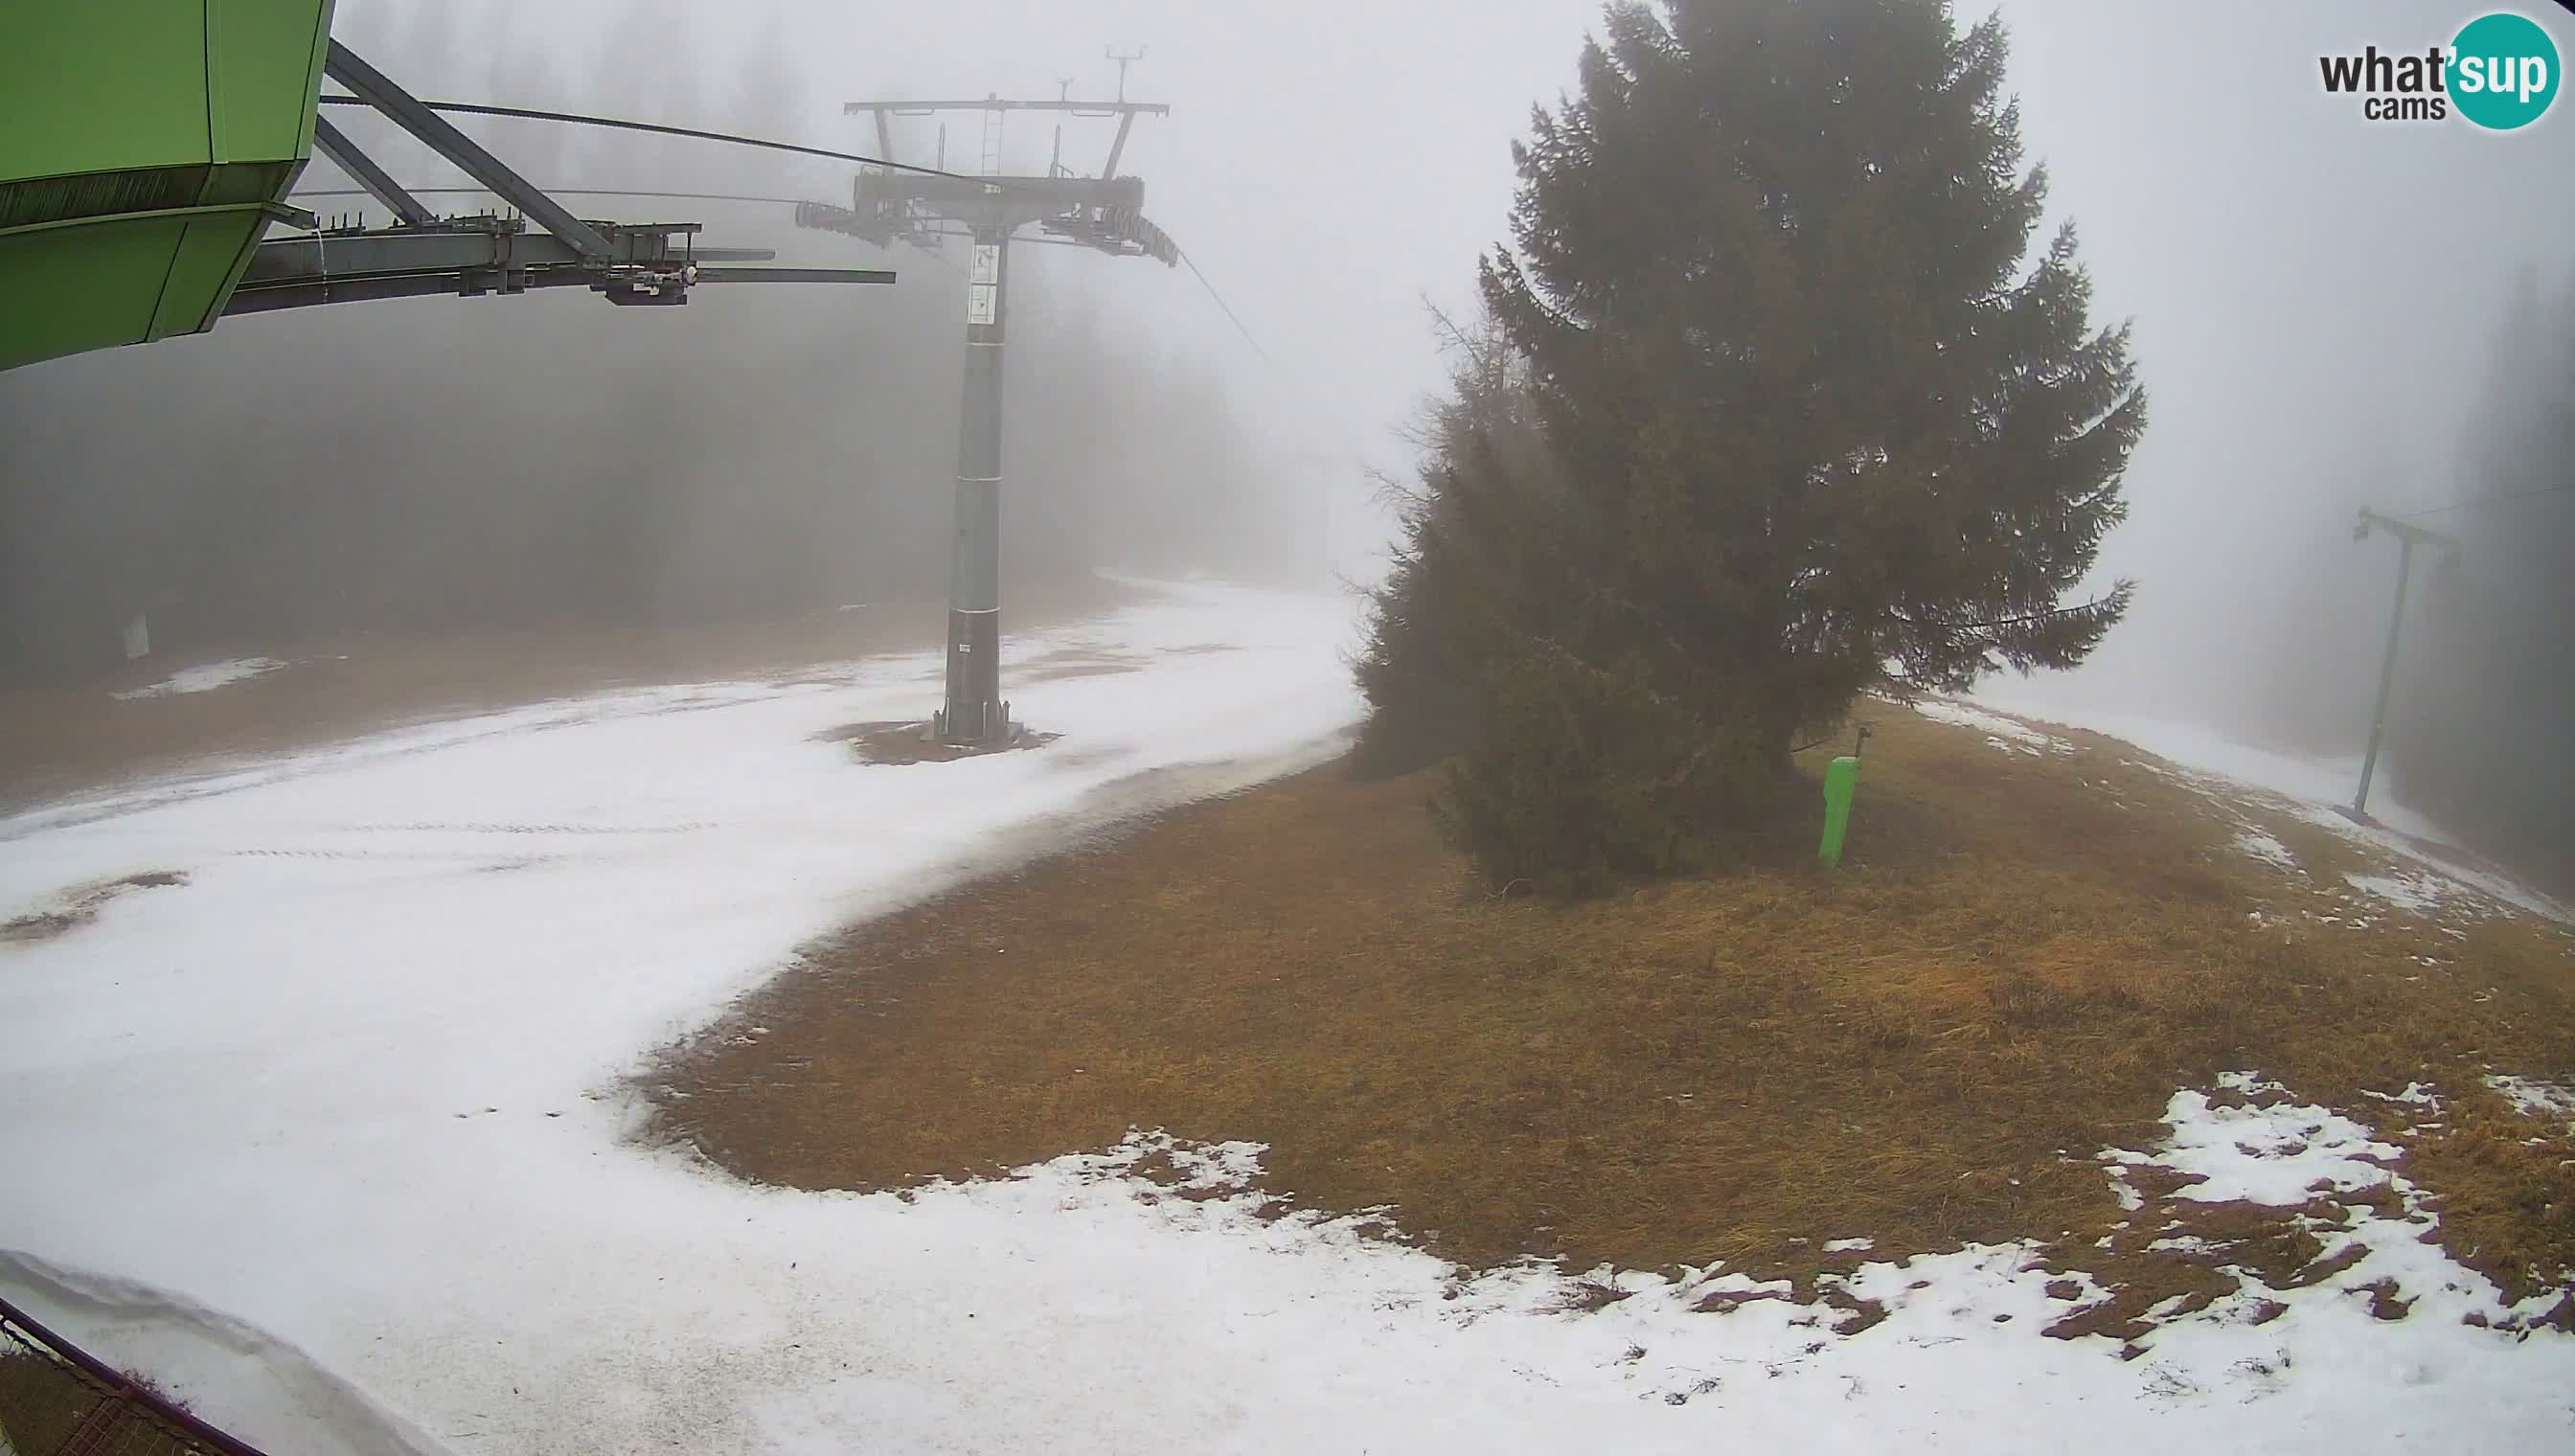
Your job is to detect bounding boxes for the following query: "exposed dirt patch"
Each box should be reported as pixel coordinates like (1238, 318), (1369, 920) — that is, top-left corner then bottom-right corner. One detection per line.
(2034, 1189), (2398, 1346)
(1, 872), (188, 944)
(1692, 1286), (1789, 1315)
(649, 706), (2575, 1312)
(818, 721), (1064, 764)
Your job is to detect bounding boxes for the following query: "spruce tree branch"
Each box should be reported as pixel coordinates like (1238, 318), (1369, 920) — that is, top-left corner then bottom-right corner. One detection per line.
(1890, 592), (2125, 633)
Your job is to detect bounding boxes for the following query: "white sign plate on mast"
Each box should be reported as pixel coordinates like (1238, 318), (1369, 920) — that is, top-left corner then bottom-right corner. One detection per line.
(967, 284), (997, 325)
(970, 244), (1000, 284)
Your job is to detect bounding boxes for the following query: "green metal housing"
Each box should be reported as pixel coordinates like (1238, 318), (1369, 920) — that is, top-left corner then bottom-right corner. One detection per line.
(0, 1), (336, 373)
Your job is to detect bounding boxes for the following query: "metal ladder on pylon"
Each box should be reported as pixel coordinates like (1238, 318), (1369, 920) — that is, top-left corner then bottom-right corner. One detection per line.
(977, 103), (1005, 175)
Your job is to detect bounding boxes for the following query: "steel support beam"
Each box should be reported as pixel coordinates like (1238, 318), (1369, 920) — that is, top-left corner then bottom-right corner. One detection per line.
(695, 265), (894, 284)
(224, 268), (591, 315)
(244, 226), (553, 284)
(239, 223), (775, 282)
(2355, 534), (2414, 822)
(309, 114), (437, 228)
(226, 262), (893, 316)
(323, 41), (616, 259)
(844, 100), (1170, 118)
(243, 226), (664, 288)
(1103, 111), (1137, 179)
(2349, 509), (2461, 821)
(862, 172), (1142, 216)
(229, 222), (884, 316)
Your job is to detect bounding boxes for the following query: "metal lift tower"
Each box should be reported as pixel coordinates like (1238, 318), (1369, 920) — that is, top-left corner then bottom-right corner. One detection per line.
(2346, 508), (2459, 823)
(799, 57), (1178, 745)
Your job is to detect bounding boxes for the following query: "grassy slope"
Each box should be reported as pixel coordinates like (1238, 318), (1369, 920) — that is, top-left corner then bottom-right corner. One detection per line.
(656, 703), (2575, 1326)
(0, 578), (1136, 812)
(0, 1349), (195, 1456)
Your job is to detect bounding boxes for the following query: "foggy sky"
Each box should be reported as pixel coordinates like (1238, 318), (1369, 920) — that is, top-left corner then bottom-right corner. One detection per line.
(10, 2), (2571, 748)
(333, 0), (2575, 737)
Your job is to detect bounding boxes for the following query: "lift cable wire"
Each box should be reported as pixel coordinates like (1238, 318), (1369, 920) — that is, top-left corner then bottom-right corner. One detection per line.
(294, 184), (825, 210)
(295, 167), (1287, 370)
(313, 95), (972, 182)
(1174, 247), (1273, 368)
(294, 159), (1295, 421)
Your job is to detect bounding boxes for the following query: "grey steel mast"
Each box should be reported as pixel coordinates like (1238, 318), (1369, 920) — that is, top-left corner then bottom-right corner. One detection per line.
(2346, 508), (2459, 822)
(803, 58), (1176, 744)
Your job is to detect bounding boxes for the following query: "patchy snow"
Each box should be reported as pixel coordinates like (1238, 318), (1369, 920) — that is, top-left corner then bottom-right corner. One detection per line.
(2095, 1074), (2564, 1335)
(3, 589), (2570, 1454)
(2108, 1073), (2397, 1209)
(2304, 808), (2575, 923)
(2343, 869), (2453, 917)
(2231, 829), (2299, 873)
(1820, 1238), (1874, 1254)
(1972, 695), (2570, 924)
(109, 656), (288, 700)
(1908, 697), (2071, 754)
(1971, 697), (2447, 835)
(2361, 1082), (2440, 1108)
(2486, 1075), (2575, 1133)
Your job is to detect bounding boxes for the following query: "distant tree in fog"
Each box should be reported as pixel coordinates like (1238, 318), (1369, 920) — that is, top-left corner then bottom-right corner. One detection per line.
(2389, 268), (2575, 884)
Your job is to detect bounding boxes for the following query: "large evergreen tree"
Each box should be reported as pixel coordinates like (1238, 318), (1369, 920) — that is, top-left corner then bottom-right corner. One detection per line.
(1359, 0), (2145, 892)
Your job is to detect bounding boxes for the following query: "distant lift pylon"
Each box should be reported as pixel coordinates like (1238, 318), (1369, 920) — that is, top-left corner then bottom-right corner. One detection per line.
(2346, 508), (2460, 823)
(799, 65), (1179, 745)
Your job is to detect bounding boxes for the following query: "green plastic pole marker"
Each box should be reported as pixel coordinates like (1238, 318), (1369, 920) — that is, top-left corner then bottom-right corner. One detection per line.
(1819, 755), (1861, 867)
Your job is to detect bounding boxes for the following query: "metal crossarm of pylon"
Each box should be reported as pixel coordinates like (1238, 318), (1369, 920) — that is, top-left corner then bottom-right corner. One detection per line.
(324, 41), (615, 258)
(2354, 508), (2461, 553)
(309, 114), (437, 228)
(814, 73), (1182, 746)
(227, 214), (895, 315)
(1, 18), (900, 371)
(239, 41), (901, 316)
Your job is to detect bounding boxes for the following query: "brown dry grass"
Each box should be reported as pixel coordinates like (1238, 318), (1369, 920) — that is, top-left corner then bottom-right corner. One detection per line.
(0, 579), (1129, 811)
(0, 1348), (198, 1456)
(652, 706), (2575, 1306)
(0, 1350), (90, 1455)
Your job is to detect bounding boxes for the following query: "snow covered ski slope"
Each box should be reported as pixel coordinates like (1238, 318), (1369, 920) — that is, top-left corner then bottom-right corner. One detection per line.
(3, 584), (2568, 1454)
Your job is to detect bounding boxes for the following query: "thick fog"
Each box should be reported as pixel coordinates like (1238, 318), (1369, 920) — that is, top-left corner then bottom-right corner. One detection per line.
(1994, 6), (2571, 739)
(6, 2), (2569, 844)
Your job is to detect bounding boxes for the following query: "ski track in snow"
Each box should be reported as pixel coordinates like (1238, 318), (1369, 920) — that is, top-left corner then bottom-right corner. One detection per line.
(2, 587), (2569, 1454)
